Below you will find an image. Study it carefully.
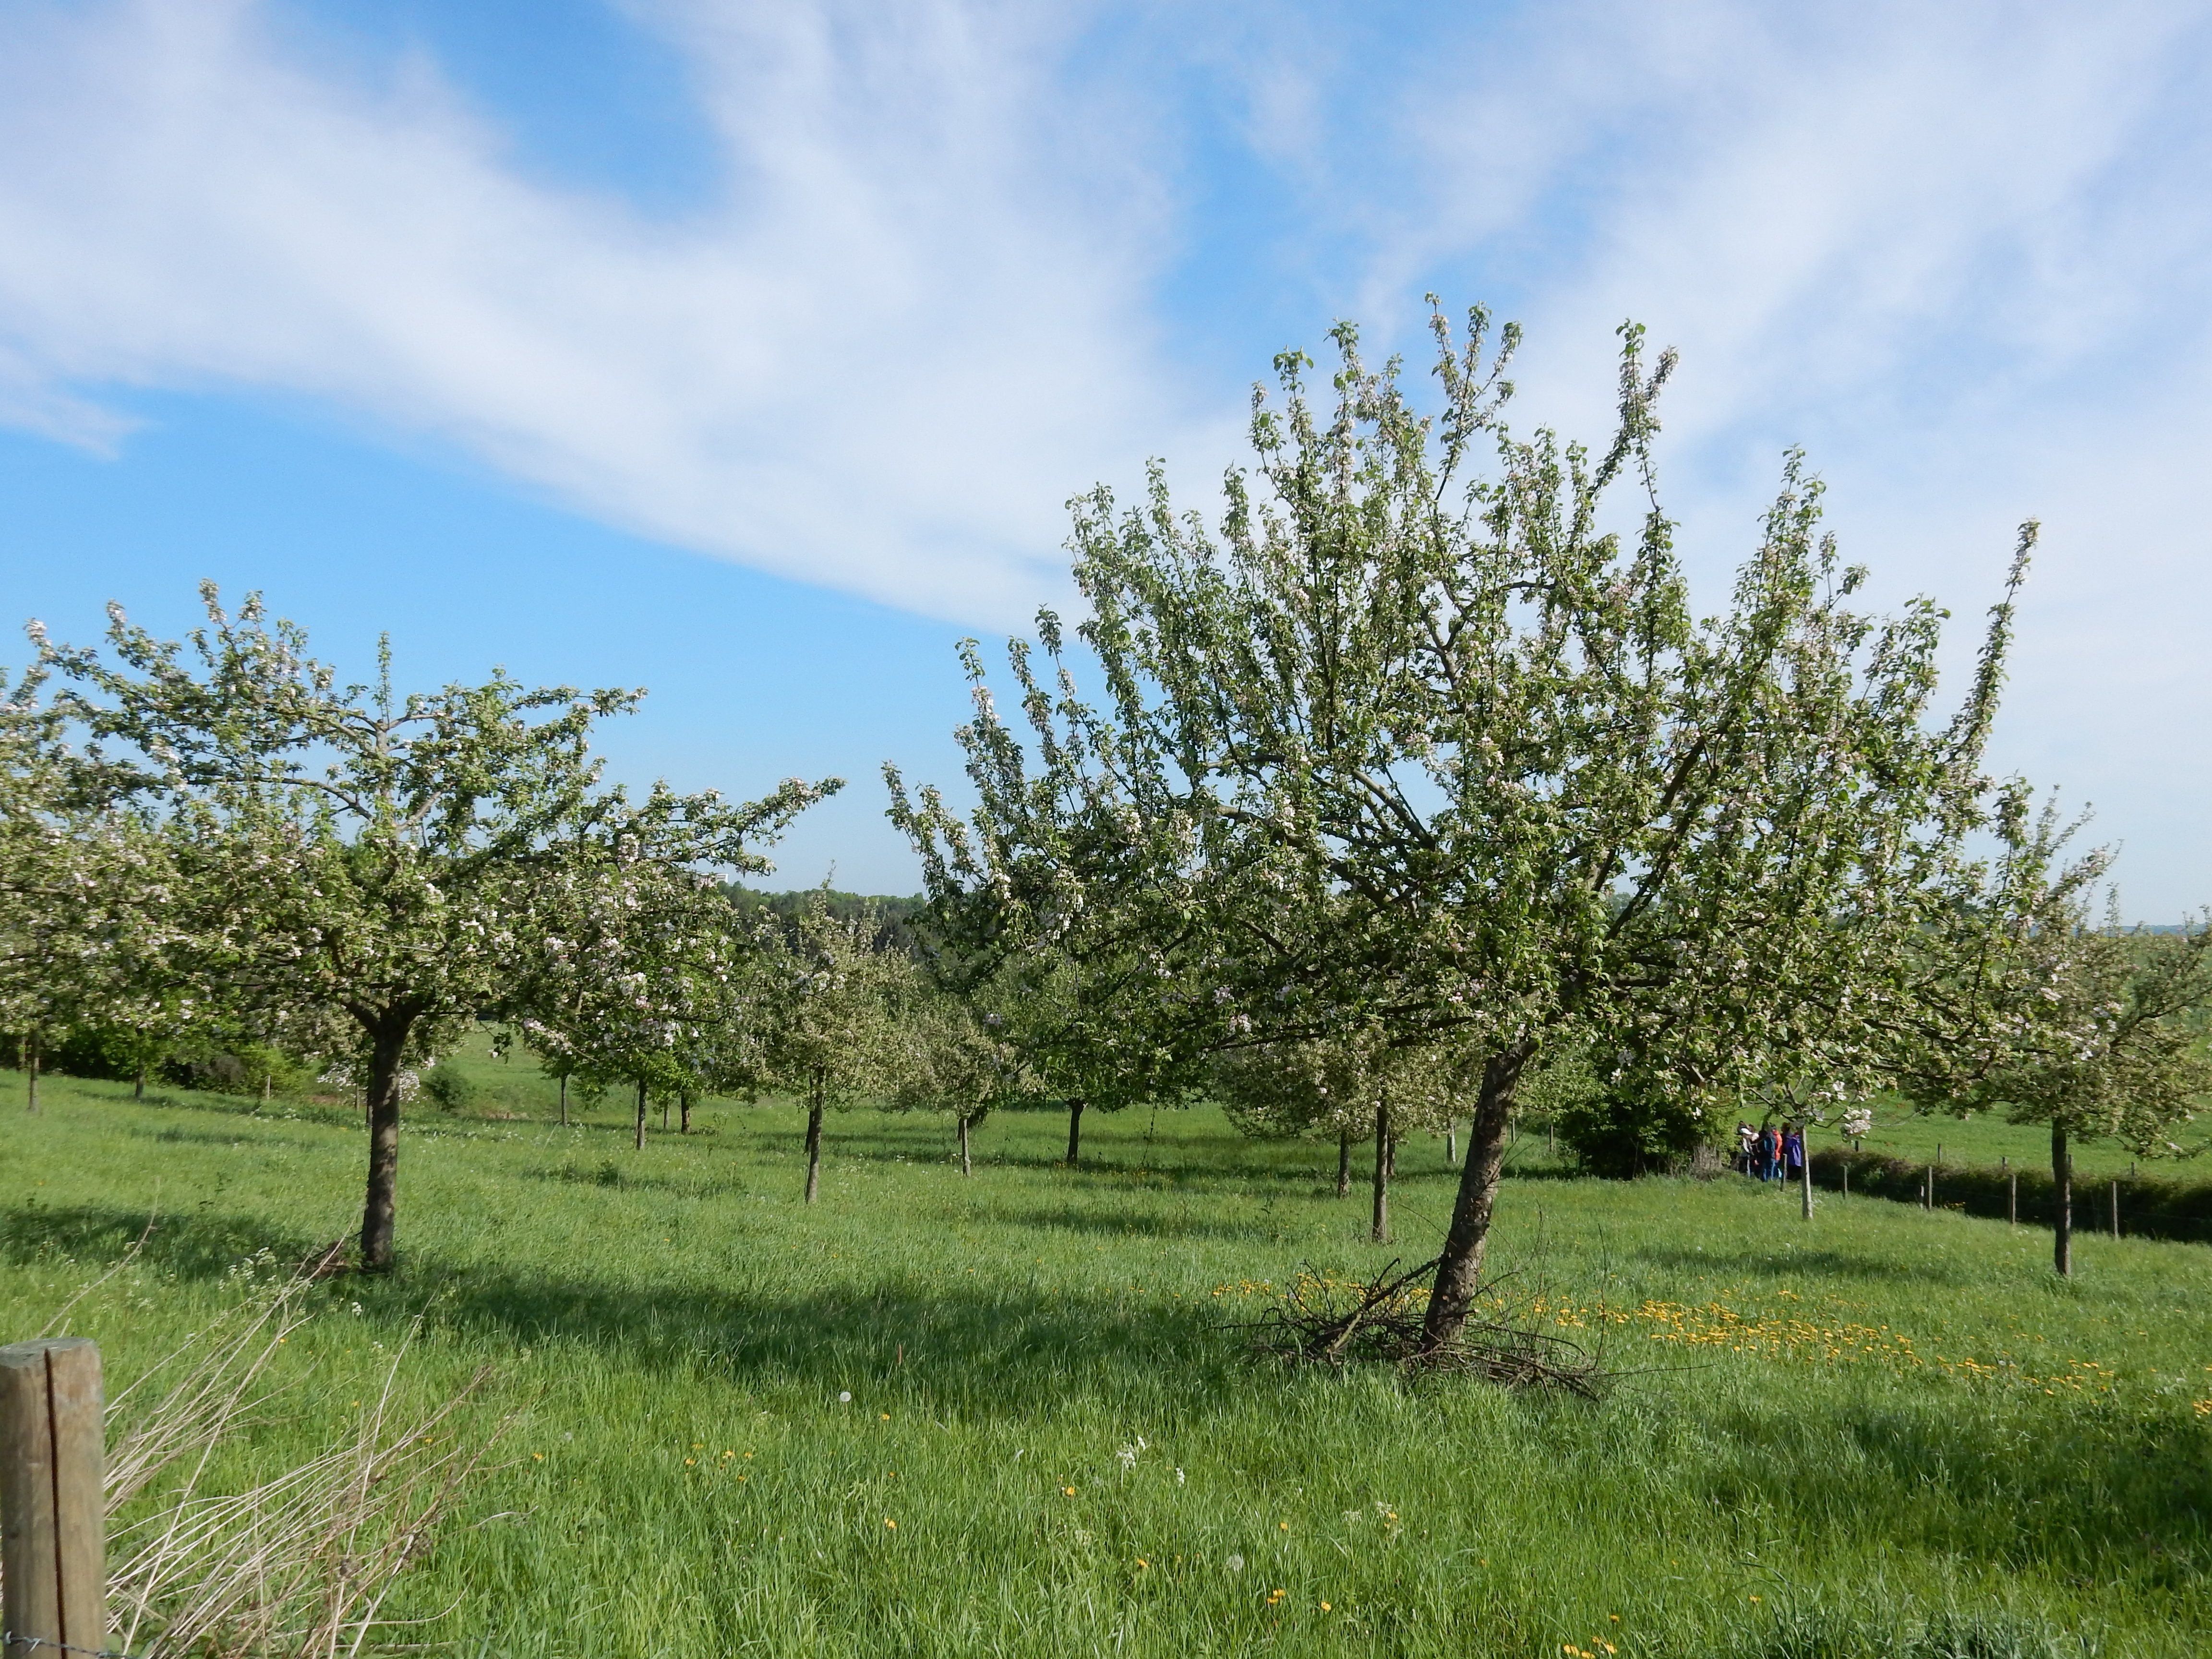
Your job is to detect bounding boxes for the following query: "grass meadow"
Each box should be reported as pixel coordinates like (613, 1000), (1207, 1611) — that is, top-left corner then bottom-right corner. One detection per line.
(3, 1048), (2209, 1658)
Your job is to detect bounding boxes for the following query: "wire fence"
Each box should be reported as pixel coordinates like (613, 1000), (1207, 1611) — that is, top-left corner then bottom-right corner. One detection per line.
(1807, 1147), (2212, 1245)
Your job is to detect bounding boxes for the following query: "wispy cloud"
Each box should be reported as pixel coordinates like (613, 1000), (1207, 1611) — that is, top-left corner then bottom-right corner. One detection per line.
(1, 0), (2208, 903)
(0, 0), (1192, 625)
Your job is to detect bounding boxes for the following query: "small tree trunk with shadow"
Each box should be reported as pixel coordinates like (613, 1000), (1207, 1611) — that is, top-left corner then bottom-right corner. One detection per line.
(679, 1093), (692, 1135)
(135, 1063), (147, 1102)
(633, 1079), (647, 1151)
(804, 1073), (826, 1203)
(958, 1112), (973, 1177)
(558, 1074), (568, 1128)
(1065, 1098), (1085, 1167)
(24, 1034), (38, 1115)
(1336, 1128), (1351, 1199)
(2052, 1120), (2072, 1277)
(1370, 1100), (1394, 1244)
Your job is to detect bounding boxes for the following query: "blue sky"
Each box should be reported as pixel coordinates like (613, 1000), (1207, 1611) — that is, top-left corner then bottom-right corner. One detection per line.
(0, 0), (2208, 908)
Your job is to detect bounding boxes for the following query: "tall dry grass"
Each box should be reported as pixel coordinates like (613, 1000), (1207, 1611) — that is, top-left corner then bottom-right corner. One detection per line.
(24, 1238), (501, 1658)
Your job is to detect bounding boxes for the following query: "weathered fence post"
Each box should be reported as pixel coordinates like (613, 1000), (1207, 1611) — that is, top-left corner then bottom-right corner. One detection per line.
(0, 1338), (106, 1659)
(1841, 1161), (1849, 1199)
(1922, 1167), (1931, 1212)
(1800, 1143), (1813, 1221)
(2009, 1171), (2018, 1227)
(2110, 1179), (2120, 1240)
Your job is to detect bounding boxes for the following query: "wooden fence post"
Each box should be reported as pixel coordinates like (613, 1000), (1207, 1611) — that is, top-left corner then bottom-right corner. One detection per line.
(2009, 1171), (2018, 1227)
(2110, 1179), (2120, 1240)
(0, 1338), (106, 1659)
(1841, 1161), (1849, 1199)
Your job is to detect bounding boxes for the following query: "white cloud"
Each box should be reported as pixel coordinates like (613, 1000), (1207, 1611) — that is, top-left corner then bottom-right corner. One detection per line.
(1, 0), (2208, 907)
(0, 0), (1193, 626)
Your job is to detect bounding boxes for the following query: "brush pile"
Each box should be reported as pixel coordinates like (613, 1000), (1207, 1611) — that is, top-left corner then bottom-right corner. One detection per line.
(1244, 1257), (1608, 1398)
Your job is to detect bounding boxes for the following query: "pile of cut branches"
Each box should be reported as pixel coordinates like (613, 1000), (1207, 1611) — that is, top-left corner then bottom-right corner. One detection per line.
(1242, 1257), (1608, 1398)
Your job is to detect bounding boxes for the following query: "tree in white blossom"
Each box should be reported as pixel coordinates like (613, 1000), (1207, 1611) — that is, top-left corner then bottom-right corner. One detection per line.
(907, 303), (2032, 1351)
(40, 586), (834, 1269)
(886, 986), (1034, 1176)
(751, 889), (911, 1202)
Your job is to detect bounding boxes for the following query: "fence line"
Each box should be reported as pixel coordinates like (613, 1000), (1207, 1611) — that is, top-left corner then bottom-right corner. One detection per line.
(1807, 1149), (2212, 1245)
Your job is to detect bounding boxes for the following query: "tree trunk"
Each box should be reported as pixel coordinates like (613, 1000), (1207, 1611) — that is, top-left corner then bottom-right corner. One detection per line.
(24, 1035), (38, 1115)
(1422, 1044), (1532, 1349)
(1370, 1099), (1394, 1244)
(959, 1113), (973, 1177)
(661, 1096), (670, 1130)
(2052, 1119), (2072, 1277)
(1799, 1134), (1813, 1221)
(679, 1093), (692, 1135)
(804, 1084), (826, 1204)
(134, 1063), (146, 1102)
(1445, 1123), (1457, 1166)
(358, 1016), (413, 1273)
(1336, 1128), (1351, 1198)
(634, 1079), (647, 1150)
(1065, 1098), (1085, 1166)
(558, 1073), (568, 1128)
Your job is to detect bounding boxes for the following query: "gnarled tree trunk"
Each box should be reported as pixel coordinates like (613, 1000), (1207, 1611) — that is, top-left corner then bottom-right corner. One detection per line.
(1065, 1098), (1085, 1166)
(359, 1015), (414, 1272)
(2052, 1120), (2072, 1278)
(1422, 1043), (1533, 1348)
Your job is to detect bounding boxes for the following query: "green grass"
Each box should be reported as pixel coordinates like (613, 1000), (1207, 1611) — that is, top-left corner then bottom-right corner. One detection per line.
(1834, 1101), (2186, 1182)
(2, 1063), (2209, 1657)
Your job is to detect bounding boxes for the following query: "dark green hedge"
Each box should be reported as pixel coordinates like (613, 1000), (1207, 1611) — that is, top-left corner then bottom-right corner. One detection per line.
(1810, 1146), (2212, 1245)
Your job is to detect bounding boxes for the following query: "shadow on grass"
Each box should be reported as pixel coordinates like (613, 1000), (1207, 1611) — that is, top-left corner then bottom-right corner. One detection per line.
(7, 1197), (2209, 1583)
(974, 1204), (1301, 1245)
(0, 1201), (326, 1281)
(523, 1160), (748, 1199)
(0, 1199), (1238, 1421)
(1705, 1396), (2212, 1588)
(1633, 1244), (1977, 1286)
(123, 1124), (327, 1153)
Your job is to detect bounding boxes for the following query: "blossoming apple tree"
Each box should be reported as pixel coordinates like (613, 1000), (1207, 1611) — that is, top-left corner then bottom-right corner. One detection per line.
(41, 585), (835, 1269)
